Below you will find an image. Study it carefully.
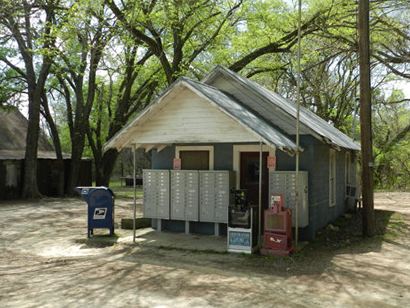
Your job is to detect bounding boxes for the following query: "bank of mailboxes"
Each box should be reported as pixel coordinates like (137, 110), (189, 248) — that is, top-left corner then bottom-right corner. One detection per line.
(143, 169), (235, 223)
(171, 170), (199, 221)
(199, 171), (235, 223)
(268, 171), (309, 227)
(143, 170), (170, 219)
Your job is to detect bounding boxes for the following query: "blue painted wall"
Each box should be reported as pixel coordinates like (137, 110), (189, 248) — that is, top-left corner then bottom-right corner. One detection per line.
(151, 145), (175, 169)
(151, 143), (233, 170)
(276, 136), (356, 239)
(214, 143), (233, 170)
(150, 141), (356, 240)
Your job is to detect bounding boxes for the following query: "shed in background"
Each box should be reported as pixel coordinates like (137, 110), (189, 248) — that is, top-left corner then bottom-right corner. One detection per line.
(0, 107), (91, 199)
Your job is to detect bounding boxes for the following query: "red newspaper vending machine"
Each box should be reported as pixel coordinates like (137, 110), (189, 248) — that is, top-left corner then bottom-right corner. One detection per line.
(260, 194), (293, 256)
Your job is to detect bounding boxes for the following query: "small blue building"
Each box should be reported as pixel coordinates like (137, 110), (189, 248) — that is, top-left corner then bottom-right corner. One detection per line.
(105, 66), (360, 240)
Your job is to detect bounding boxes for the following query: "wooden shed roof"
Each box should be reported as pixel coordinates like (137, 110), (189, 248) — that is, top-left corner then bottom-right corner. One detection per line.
(0, 107), (67, 160)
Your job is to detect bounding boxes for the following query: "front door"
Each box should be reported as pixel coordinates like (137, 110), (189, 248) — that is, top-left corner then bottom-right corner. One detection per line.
(180, 150), (209, 170)
(240, 152), (269, 209)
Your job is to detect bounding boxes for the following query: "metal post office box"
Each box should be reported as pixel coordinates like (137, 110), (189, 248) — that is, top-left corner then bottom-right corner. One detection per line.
(157, 171), (170, 219)
(199, 171), (215, 222)
(75, 186), (115, 238)
(171, 170), (186, 220)
(170, 170), (199, 221)
(185, 171), (199, 221)
(200, 171), (235, 223)
(268, 171), (309, 227)
(143, 170), (170, 219)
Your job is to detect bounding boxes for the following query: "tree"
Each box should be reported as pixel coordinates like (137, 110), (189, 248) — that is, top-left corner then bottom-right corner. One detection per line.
(52, 0), (112, 193)
(373, 91), (410, 189)
(91, 0), (324, 185)
(106, 0), (244, 83)
(0, 0), (59, 198)
(87, 43), (157, 186)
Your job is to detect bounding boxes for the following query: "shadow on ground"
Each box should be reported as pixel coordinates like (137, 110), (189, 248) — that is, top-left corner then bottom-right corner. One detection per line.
(110, 208), (409, 280)
(74, 234), (119, 248)
(1, 193), (409, 307)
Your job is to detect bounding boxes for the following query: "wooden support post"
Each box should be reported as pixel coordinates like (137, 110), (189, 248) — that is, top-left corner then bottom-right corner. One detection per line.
(214, 223), (220, 236)
(133, 144), (137, 243)
(185, 221), (190, 234)
(258, 141), (262, 247)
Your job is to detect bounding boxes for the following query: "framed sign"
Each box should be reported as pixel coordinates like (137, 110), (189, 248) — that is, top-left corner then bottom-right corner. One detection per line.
(229, 231), (250, 247)
(267, 155), (276, 170)
(173, 158), (181, 170)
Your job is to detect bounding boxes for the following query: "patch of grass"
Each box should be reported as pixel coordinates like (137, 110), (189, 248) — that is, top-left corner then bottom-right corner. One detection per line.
(74, 233), (119, 248)
(109, 180), (143, 199)
(383, 212), (407, 240)
(301, 209), (409, 255)
(121, 218), (151, 229)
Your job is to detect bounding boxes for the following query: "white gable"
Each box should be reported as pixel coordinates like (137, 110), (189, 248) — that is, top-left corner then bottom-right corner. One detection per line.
(125, 85), (260, 145)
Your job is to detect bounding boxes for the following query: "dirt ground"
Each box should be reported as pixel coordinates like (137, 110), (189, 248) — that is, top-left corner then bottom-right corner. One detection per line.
(0, 192), (409, 307)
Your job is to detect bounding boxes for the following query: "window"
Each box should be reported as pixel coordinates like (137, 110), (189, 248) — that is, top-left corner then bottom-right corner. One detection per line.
(5, 162), (18, 187)
(175, 146), (214, 170)
(345, 152), (351, 197)
(329, 149), (336, 207)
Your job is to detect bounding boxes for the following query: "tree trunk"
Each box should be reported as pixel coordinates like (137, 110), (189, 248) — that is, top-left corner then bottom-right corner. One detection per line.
(41, 93), (65, 196)
(22, 89), (42, 198)
(66, 79), (88, 195)
(66, 129), (86, 195)
(96, 149), (119, 186)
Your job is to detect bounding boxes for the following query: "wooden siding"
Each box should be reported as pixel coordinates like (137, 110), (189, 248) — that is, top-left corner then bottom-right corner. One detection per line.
(126, 87), (260, 144)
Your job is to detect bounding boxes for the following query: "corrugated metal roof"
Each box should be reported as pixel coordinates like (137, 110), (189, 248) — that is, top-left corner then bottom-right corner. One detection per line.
(203, 73), (312, 137)
(204, 66), (360, 151)
(182, 78), (300, 152)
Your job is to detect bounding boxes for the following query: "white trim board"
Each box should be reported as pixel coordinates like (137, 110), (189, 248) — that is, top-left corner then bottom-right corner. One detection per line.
(233, 144), (275, 189)
(175, 145), (214, 170)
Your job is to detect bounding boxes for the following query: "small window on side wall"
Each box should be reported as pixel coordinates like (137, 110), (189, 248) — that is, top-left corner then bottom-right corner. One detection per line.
(5, 162), (18, 187)
(329, 149), (336, 207)
(345, 152), (352, 197)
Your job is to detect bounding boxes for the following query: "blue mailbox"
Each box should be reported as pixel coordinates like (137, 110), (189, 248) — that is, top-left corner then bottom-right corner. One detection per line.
(75, 186), (115, 238)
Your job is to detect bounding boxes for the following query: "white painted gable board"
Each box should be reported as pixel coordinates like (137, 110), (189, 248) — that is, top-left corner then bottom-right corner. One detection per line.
(126, 86), (260, 144)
